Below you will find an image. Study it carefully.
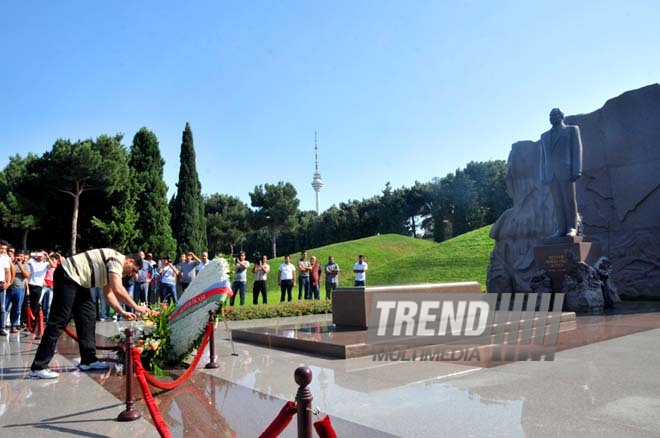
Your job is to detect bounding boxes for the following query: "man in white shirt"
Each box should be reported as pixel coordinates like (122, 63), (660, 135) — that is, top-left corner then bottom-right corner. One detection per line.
(27, 251), (50, 325)
(194, 251), (210, 272)
(353, 255), (368, 287)
(278, 255), (296, 302)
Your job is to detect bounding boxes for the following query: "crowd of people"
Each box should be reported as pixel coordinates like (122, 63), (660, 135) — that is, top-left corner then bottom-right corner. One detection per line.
(0, 241), (62, 336)
(0, 237), (370, 379)
(230, 250), (368, 305)
(1, 238), (371, 330)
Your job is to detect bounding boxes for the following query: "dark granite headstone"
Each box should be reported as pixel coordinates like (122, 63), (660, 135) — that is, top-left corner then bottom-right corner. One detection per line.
(532, 236), (602, 295)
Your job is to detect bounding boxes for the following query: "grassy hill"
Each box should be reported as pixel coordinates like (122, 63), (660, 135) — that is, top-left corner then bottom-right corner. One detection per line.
(368, 225), (493, 289)
(231, 227), (493, 305)
(238, 233), (435, 304)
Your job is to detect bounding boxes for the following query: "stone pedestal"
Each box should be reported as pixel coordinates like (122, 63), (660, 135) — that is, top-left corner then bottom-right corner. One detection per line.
(332, 282), (482, 329)
(533, 236), (602, 294)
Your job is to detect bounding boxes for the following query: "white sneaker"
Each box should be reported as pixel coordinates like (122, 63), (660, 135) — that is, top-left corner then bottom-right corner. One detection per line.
(79, 361), (110, 371)
(29, 368), (60, 379)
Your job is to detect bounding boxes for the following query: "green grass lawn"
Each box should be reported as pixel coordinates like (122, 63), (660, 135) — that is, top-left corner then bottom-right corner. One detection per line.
(227, 226), (494, 306)
(368, 225), (493, 289)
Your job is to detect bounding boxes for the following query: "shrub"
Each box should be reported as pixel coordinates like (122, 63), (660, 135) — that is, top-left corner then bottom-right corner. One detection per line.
(223, 300), (332, 320)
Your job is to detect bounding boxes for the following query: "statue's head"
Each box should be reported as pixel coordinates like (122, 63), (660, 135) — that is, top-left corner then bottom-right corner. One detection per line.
(549, 108), (564, 126)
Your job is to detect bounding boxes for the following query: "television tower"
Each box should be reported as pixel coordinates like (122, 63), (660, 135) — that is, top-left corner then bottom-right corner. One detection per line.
(311, 131), (324, 214)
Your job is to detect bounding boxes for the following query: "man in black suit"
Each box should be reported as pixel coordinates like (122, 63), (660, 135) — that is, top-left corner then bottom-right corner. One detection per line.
(540, 108), (583, 237)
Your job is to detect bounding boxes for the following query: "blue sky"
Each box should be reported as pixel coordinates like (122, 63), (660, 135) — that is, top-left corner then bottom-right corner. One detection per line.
(1, 1), (659, 212)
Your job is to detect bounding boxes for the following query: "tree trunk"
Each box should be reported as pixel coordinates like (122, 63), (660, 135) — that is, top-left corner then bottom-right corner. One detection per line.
(410, 216), (417, 237)
(270, 223), (277, 259)
(229, 243), (235, 257)
(22, 229), (29, 252)
(71, 193), (80, 255)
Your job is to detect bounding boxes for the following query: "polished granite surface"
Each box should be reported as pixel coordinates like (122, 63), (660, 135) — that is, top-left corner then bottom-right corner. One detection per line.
(231, 311), (577, 360)
(2, 302), (660, 437)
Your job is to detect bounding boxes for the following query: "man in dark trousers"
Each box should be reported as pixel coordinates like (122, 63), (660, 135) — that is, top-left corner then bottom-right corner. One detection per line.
(29, 249), (150, 379)
(540, 108), (583, 237)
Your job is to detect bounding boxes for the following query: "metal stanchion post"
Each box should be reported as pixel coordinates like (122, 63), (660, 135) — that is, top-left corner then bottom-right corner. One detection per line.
(118, 327), (141, 421)
(205, 312), (219, 369)
(295, 366), (313, 438)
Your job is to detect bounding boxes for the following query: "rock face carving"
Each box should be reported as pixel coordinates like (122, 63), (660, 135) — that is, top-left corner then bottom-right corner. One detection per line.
(488, 84), (660, 297)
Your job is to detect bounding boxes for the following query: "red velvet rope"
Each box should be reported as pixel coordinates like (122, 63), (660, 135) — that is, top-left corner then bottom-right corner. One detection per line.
(314, 415), (338, 438)
(64, 326), (118, 350)
(26, 306), (35, 332)
(35, 308), (45, 338)
(131, 348), (173, 438)
(140, 323), (213, 390)
(257, 400), (297, 438)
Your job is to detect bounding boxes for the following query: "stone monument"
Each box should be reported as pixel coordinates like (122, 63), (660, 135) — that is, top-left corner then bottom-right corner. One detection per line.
(487, 84), (660, 304)
(539, 108), (582, 238)
(487, 140), (556, 294)
(533, 108), (603, 308)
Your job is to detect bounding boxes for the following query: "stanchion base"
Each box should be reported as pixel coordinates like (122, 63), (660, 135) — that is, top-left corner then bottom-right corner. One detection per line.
(117, 409), (142, 422)
(205, 362), (220, 369)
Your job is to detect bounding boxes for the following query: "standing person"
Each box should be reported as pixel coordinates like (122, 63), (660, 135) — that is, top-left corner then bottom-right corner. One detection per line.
(121, 267), (138, 314)
(41, 252), (60, 321)
(136, 250), (152, 305)
(353, 255), (368, 287)
(7, 249), (29, 333)
(158, 256), (179, 304)
(309, 256), (322, 300)
(90, 286), (110, 321)
(324, 256), (340, 300)
(145, 253), (158, 304)
(297, 251), (311, 300)
(179, 251), (199, 291)
(195, 251), (210, 273)
(252, 255), (270, 305)
(29, 249), (149, 379)
(278, 255), (296, 302)
(174, 253), (186, 298)
(230, 252), (250, 306)
(0, 241), (12, 336)
(26, 251), (50, 327)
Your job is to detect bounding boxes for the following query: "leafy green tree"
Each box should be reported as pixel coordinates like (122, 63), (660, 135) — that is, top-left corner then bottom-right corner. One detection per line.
(403, 181), (432, 237)
(39, 135), (129, 254)
(294, 210), (321, 251)
(0, 154), (43, 250)
(89, 135), (138, 252)
(378, 182), (408, 234)
(249, 182), (299, 258)
(463, 160), (510, 224)
(170, 123), (207, 254)
(205, 194), (249, 256)
(128, 128), (177, 257)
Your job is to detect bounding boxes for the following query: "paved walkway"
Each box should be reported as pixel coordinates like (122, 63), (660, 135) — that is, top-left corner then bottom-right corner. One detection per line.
(1, 306), (660, 437)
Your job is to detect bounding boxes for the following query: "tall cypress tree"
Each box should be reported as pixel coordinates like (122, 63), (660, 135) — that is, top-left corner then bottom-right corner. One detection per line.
(128, 127), (177, 257)
(171, 122), (207, 254)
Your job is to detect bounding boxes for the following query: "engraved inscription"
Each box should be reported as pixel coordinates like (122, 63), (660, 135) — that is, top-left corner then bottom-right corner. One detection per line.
(545, 255), (568, 274)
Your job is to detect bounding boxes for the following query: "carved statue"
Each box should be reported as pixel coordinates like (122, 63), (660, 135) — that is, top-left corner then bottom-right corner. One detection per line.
(540, 108), (583, 237)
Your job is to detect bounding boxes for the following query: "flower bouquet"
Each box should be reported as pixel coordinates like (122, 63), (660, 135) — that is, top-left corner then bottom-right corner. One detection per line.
(110, 302), (175, 376)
